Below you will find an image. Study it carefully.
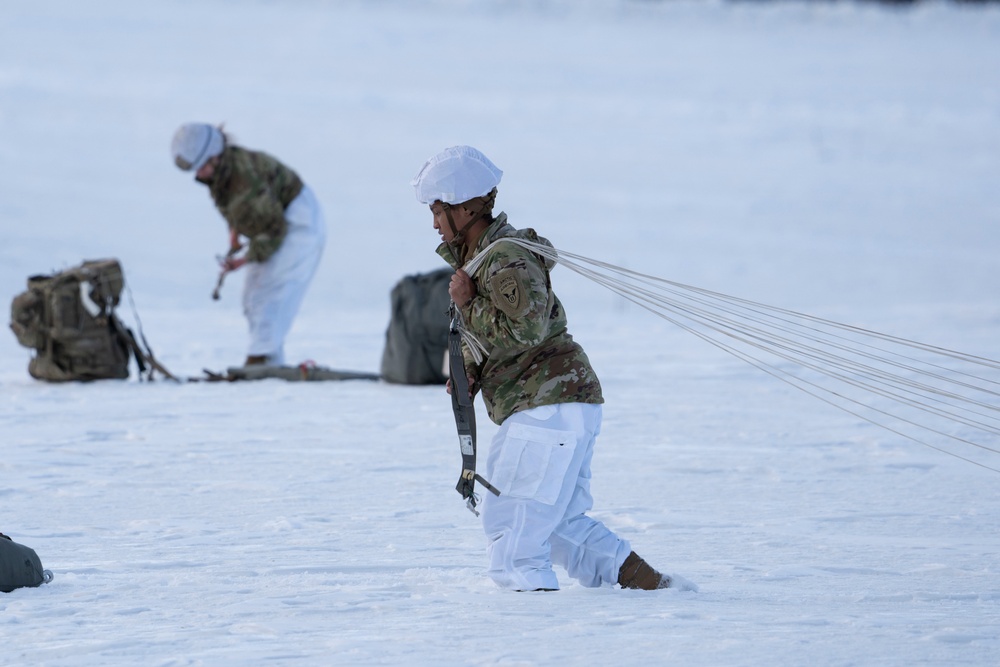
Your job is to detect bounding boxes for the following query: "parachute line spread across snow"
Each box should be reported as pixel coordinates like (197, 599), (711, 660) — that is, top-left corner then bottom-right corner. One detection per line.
(474, 237), (1000, 474)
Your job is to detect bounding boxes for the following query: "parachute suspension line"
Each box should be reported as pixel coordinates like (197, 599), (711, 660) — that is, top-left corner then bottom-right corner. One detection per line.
(476, 237), (1000, 474)
(123, 281), (146, 346)
(458, 250), (498, 366)
(123, 281), (181, 383)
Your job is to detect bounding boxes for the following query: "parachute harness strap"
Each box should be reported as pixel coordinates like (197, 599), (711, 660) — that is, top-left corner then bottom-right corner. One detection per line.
(449, 302), (500, 516)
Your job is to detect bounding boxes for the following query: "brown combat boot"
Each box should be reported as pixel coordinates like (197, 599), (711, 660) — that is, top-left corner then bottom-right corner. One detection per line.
(244, 355), (269, 366)
(618, 551), (670, 590)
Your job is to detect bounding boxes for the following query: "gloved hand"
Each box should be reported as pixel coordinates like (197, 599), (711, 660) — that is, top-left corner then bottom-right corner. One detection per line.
(221, 255), (247, 272)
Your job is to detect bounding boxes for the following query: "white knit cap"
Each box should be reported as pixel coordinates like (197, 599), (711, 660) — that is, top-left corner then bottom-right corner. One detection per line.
(411, 146), (503, 205)
(171, 123), (224, 172)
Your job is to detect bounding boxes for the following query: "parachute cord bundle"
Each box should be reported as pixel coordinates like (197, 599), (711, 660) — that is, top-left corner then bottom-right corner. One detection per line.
(470, 237), (1000, 474)
(124, 281), (181, 383)
(452, 307), (489, 366)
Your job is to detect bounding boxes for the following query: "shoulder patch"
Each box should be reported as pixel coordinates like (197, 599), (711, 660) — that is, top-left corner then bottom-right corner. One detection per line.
(489, 267), (528, 318)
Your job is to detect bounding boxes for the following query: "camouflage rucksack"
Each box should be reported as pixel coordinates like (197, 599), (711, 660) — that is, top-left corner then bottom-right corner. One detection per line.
(10, 259), (139, 381)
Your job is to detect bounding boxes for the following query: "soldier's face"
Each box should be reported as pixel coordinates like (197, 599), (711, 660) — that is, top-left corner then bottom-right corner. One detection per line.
(431, 202), (473, 243)
(196, 156), (219, 181)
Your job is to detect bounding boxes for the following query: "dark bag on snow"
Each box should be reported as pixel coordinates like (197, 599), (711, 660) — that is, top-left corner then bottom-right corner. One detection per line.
(0, 533), (52, 593)
(380, 268), (452, 385)
(10, 258), (137, 381)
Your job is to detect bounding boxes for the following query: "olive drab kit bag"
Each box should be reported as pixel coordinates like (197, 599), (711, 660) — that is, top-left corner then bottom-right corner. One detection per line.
(0, 533), (53, 593)
(380, 268), (452, 385)
(10, 259), (172, 382)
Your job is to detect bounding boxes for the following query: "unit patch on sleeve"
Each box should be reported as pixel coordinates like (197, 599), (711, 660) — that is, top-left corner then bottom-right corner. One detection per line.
(489, 267), (528, 318)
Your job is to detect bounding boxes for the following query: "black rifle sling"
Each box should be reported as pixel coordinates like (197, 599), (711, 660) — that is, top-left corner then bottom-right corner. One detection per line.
(448, 304), (499, 514)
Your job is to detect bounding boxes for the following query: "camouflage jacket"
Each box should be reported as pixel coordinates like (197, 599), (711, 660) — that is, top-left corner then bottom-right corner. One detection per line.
(437, 213), (603, 425)
(200, 146), (304, 262)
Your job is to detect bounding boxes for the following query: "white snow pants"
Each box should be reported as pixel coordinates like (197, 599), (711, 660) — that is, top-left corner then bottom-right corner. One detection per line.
(480, 403), (632, 591)
(242, 185), (326, 364)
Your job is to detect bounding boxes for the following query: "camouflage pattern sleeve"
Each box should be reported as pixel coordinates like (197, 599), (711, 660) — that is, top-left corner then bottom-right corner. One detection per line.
(228, 191), (288, 262)
(439, 217), (602, 424)
(461, 347), (484, 397)
(461, 244), (552, 350)
(210, 147), (301, 263)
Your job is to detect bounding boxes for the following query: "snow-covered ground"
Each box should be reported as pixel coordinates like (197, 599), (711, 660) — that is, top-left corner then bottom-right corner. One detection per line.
(3, 1), (999, 664)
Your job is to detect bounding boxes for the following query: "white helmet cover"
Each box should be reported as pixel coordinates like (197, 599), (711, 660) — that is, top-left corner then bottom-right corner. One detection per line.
(171, 123), (224, 172)
(411, 145), (503, 205)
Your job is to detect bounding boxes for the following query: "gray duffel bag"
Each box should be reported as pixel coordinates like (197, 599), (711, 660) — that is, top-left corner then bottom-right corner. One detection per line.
(1, 532), (53, 593)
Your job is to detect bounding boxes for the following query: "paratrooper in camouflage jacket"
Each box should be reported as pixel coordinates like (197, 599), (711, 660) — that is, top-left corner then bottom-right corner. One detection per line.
(199, 146), (304, 262)
(437, 213), (604, 425)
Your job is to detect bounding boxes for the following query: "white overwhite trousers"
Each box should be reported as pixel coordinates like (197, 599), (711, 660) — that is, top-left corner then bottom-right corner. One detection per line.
(242, 185), (326, 364)
(480, 403), (632, 591)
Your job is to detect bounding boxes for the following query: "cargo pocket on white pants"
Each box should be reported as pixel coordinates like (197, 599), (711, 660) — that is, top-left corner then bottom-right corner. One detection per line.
(492, 423), (577, 505)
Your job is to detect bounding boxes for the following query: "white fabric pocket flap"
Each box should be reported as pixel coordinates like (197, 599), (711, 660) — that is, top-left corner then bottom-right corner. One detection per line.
(493, 423), (577, 505)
